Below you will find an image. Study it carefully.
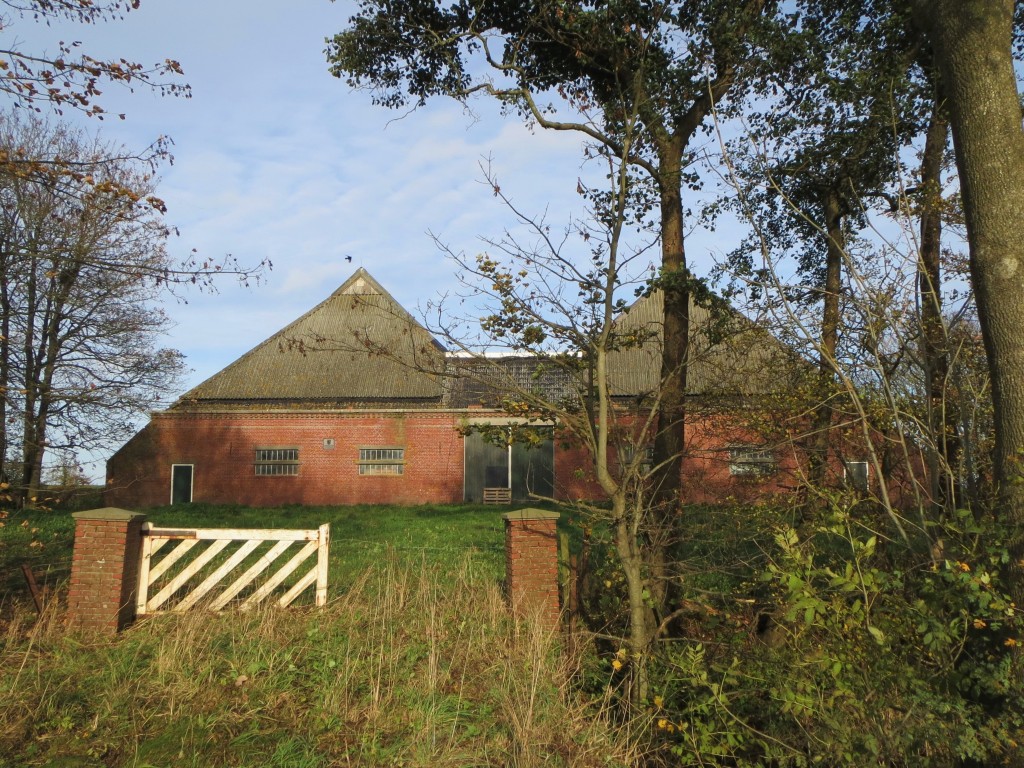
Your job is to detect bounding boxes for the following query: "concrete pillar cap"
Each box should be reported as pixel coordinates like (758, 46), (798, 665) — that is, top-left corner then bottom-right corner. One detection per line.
(72, 508), (147, 522)
(501, 508), (560, 522)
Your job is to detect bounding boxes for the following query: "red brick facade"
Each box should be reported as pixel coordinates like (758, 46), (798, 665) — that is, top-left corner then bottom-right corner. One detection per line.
(552, 410), (805, 505)
(67, 508), (146, 634)
(107, 406), (820, 509)
(106, 410), (468, 508)
(105, 403), (839, 512)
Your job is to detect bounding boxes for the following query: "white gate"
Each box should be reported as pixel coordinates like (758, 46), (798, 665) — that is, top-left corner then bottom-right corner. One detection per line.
(136, 523), (330, 615)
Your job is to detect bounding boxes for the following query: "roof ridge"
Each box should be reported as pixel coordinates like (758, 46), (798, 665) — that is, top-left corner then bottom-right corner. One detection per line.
(331, 266), (439, 343)
(174, 266), (439, 405)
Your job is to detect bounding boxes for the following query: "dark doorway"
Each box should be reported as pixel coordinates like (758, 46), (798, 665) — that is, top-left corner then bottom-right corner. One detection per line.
(463, 427), (554, 502)
(171, 464), (193, 505)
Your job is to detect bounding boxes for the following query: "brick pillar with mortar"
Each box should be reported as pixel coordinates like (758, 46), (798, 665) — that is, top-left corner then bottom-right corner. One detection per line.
(67, 508), (147, 635)
(502, 509), (561, 627)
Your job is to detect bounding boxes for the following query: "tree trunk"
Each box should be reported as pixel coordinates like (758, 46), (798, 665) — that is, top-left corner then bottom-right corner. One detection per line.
(649, 135), (689, 615)
(913, 4), (1024, 758)
(808, 187), (844, 489)
(917, 93), (953, 513)
(0, 234), (12, 487)
(20, 248), (39, 506)
(615, 507), (652, 703)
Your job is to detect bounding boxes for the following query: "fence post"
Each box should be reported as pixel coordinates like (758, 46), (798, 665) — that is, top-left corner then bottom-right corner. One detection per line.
(67, 508), (147, 635)
(502, 509), (561, 628)
(315, 523), (330, 607)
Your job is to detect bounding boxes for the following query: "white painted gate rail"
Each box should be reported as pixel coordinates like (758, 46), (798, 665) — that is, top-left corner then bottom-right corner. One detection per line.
(136, 523), (330, 615)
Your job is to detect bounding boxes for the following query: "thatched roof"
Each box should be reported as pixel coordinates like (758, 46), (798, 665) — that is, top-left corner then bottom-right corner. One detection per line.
(174, 268), (445, 408)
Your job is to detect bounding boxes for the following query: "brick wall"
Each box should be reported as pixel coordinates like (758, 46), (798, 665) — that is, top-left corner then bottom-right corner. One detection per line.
(67, 508), (146, 634)
(503, 509), (561, 628)
(108, 405), (872, 510)
(552, 411), (804, 505)
(107, 410), (466, 508)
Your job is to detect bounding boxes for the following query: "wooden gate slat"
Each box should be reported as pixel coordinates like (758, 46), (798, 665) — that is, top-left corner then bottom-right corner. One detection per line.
(147, 539), (198, 583)
(173, 539), (262, 613)
(136, 533), (155, 617)
(150, 538), (170, 556)
(278, 568), (317, 607)
(135, 524), (329, 615)
(208, 539), (293, 610)
(148, 527), (320, 542)
(147, 540), (230, 612)
(241, 540), (317, 609)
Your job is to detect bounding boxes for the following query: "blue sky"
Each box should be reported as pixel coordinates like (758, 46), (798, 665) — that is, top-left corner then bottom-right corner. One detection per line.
(12, 0), (732, 474)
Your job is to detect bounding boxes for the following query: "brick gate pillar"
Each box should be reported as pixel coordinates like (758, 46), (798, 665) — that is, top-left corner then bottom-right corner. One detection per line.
(502, 509), (561, 628)
(67, 508), (147, 635)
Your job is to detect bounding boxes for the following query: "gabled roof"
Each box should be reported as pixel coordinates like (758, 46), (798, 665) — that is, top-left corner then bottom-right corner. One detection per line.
(173, 268), (799, 412)
(174, 268), (445, 407)
(443, 290), (798, 408)
(606, 289), (801, 398)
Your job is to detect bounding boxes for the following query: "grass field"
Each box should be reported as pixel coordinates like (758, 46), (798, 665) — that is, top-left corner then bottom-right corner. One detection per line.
(1, 502), (638, 767)
(0, 501), (569, 605)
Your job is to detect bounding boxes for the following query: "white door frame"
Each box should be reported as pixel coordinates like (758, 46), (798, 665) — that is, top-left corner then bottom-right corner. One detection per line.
(170, 463), (194, 504)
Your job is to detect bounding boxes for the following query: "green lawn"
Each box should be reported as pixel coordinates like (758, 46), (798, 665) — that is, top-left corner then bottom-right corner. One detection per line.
(148, 502), (515, 589)
(1, 501), (571, 610)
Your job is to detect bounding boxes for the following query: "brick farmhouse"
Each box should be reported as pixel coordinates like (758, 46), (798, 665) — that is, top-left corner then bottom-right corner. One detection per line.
(105, 267), (859, 509)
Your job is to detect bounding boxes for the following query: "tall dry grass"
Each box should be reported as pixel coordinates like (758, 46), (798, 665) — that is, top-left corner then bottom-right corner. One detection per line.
(1, 550), (643, 767)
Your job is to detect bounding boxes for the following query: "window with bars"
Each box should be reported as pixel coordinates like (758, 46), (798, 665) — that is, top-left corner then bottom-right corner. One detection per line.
(619, 444), (654, 474)
(728, 446), (777, 477)
(255, 447), (299, 476)
(358, 447), (405, 476)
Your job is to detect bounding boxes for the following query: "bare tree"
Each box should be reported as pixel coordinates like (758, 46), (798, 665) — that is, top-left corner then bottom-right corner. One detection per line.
(0, 113), (187, 502)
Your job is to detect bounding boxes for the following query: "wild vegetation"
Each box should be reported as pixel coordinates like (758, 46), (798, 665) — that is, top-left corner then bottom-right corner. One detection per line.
(1, 0), (1023, 765)
(2, 504), (644, 768)
(325, 1), (1024, 764)
(4, 498), (1019, 766)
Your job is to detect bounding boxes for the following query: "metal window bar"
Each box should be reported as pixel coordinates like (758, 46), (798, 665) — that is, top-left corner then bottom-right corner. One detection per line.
(358, 447), (405, 475)
(358, 448), (404, 462)
(255, 447), (300, 476)
(729, 447), (777, 477)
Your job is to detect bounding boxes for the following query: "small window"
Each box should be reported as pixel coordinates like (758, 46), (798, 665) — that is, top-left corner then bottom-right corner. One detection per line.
(729, 446), (777, 477)
(359, 447), (405, 476)
(255, 447), (299, 476)
(844, 460), (870, 492)
(619, 444), (654, 474)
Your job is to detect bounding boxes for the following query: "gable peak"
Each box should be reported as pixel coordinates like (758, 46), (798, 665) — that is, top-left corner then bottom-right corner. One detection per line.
(338, 267), (382, 296)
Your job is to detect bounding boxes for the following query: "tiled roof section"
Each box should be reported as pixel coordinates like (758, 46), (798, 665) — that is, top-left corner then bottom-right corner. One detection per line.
(173, 268), (446, 406)
(445, 356), (584, 409)
(606, 290), (800, 397)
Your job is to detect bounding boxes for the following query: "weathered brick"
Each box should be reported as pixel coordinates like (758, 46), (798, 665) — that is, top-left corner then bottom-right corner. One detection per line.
(105, 408), (821, 509)
(67, 510), (146, 636)
(503, 510), (561, 629)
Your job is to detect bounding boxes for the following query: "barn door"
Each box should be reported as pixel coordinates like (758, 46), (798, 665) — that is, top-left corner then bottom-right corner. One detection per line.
(171, 464), (193, 505)
(511, 432), (554, 500)
(463, 428), (554, 502)
(464, 432), (508, 503)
